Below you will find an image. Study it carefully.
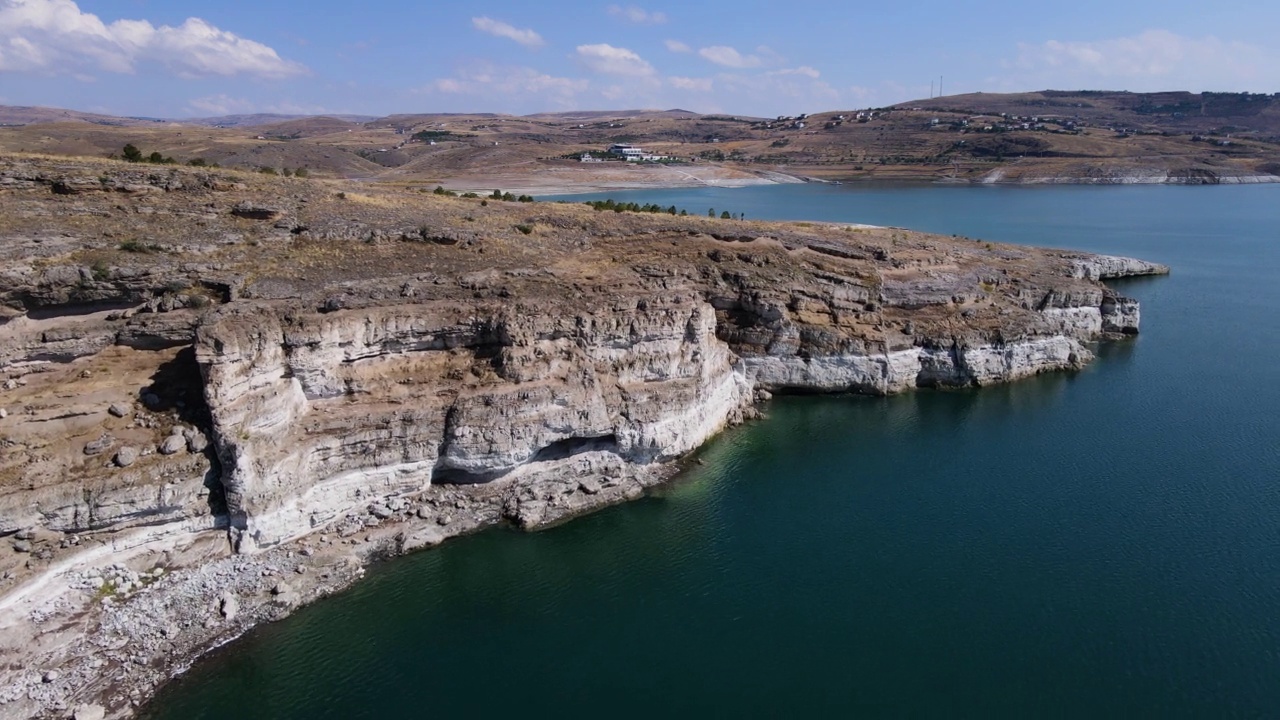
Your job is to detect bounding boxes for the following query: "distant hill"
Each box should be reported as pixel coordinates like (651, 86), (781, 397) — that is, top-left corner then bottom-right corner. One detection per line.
(0, 105), (175, 128)
(2, 92), (1277, 186)
(525, 109), (705, 120)
(0, 106), (377, 130)
(894, 90), (1280, 137)
(244, 116), (368, 139)
(183, 113), (377, 128)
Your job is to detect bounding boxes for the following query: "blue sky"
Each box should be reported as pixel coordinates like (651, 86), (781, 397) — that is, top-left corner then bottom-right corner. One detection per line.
(1, 0), (1277, 118)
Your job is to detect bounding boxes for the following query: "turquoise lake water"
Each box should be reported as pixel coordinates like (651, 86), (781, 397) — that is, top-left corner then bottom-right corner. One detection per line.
(145, 183), (1280, 718)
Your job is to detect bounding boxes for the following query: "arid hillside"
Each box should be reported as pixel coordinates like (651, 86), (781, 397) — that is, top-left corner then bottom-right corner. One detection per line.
(2, 91), (1277, 190)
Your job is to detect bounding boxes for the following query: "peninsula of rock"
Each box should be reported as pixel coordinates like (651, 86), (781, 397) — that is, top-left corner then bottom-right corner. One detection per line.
(0, 155), (1167, 718)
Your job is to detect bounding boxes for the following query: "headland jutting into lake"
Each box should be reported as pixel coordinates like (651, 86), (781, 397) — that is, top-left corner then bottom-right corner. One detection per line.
(0, 150), (1179, 717)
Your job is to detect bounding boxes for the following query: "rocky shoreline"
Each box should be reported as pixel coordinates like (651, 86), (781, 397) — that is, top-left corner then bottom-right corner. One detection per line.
(0, 155), (1168, 718)
(977, 168), (1280, 185)
(1, 329), (1145, 720)
(4, 468), (688, 719)
(444, 170), (1280, 198)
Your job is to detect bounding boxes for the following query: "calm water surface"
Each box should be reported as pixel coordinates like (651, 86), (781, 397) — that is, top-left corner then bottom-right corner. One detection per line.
(146, 184), (1280, 718)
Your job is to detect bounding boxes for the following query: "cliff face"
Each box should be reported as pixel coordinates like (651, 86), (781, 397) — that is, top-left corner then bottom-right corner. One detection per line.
(197, 294), (753, 550)
(189, 248), (1164, 552)
(195, 291), (1130, 550)
(0, 155), (1173, 558)
(0, 155), (1171, 717)
(0, 155), (1173, 560)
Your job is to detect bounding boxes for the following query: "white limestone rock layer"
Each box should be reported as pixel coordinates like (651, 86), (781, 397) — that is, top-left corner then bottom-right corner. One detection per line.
(197, 295), (755, 550)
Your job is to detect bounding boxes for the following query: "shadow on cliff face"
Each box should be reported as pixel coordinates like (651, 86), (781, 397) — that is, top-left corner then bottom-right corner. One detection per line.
(142, 346), (211, 428)
(431, 435), (622, 485)
(1105, 274), (1168, 290)
(142, 346), (226, 517)
(24, 300), (140, 320)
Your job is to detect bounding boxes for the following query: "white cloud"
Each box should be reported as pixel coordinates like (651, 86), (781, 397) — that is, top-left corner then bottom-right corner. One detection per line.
(186, 95), (341, 117)
(768, 66), (820, 79)
(470, 17), (544, 49)
(716, 68), (839, 107)
(187, 94), (255, 115)
(608, 5), (667, 25)
(0, 0), (305, 78)
(699, 45), (762, 69)
(576, 43), (654, 76)
(1009, 30), (1278, 92)
(665, 39), (691, 53)
(417, 58), (841, 116)
(425, 64), (588, 107)
(846, 85), (874, 105)
(669, 76), (712, 92)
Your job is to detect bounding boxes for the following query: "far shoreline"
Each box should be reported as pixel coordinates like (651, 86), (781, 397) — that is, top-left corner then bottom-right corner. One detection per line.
(459, 172), (1280, 199)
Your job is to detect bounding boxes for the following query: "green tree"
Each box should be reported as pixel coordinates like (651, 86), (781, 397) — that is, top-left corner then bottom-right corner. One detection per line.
(148, 151), (164, 164)
(720, 211), (731, 219)
(708, 208), (716, 217)
(122, 144), (143, 162)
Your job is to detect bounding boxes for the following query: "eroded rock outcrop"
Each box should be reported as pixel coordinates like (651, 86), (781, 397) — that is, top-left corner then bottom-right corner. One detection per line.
(0, 155), (1170, 719)
(0, 155), (1172, 557)
(190, 245), (1162, 549)
(197, 292), (754, 550)
(1071, 255), (1170, 281)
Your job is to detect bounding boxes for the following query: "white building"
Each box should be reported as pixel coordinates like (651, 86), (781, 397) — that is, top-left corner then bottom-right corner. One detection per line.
(609, 144), (645, 160)
(605, 144), (670, 162)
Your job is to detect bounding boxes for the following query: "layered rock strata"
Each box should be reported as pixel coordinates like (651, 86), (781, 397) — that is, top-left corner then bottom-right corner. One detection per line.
(198, 295), (754, 550)
(0, 155), (1169, 718)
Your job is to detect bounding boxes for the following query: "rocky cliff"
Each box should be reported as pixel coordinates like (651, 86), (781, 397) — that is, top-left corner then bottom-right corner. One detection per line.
(0, 155), (1168, 718)
(197, 293), (754, 550)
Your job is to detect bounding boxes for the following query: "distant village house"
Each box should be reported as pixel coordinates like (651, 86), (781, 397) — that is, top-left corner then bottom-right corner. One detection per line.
(608, 144), (668, 162)
(609, 144), (645, 160)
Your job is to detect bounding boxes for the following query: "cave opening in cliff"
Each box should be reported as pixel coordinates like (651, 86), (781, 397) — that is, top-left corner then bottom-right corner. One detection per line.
(144, 346), (225, 515)
(432, 434), (622, 485)
(530, 433), (620, 462)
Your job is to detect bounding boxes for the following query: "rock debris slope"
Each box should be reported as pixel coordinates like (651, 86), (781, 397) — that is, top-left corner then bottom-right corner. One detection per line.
(0, 155), (1166, 717)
